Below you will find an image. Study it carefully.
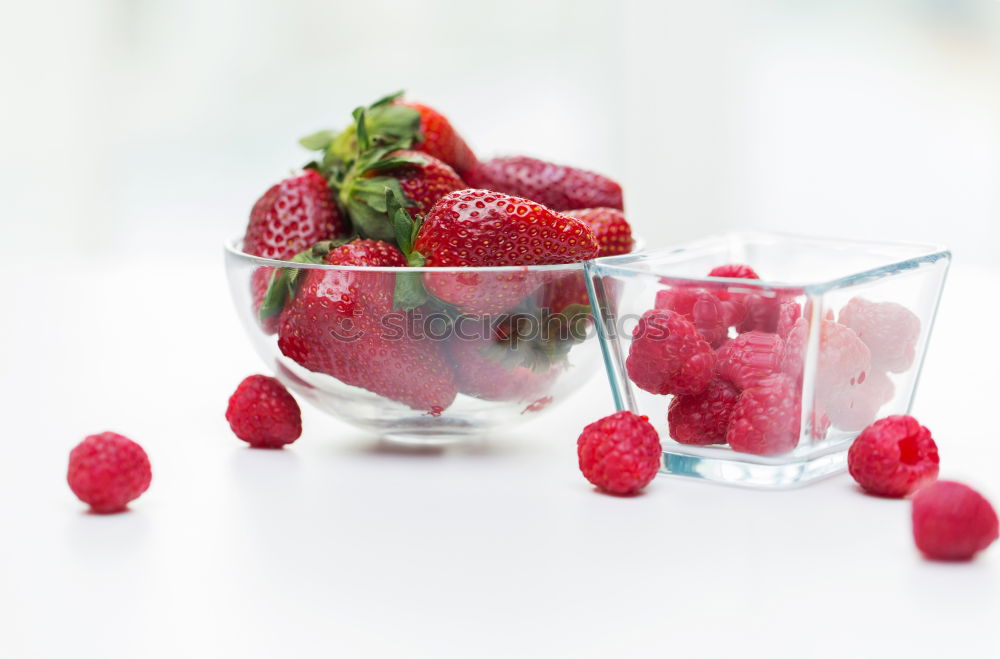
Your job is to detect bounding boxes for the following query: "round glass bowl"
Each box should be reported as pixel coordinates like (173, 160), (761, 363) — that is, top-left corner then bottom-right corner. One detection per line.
(224, 238), (602, 443)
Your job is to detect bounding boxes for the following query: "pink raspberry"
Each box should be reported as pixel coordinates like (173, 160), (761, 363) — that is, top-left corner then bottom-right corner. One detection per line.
(67, 432), (152, 514)
(655, 287), (731, 347)
(626, 309), (715, 396)
(847, 415), (939, 497)
(839, 297), (921, 373)
(226, 375), (303, 448)
(716, 331), (785, 390)
(780, 317), (808, 381)
(775, 300), (802, 339)
(667, 377), (741, 445)
(825, 369), (895, 431)
(912, 481), (998, 561)
(815, 321), (871, 398)
(810, 405), (831, 440)
(782, 319), (871, 401)
(577, 411), (662, 495)
(726, 374), (802, 456)
(707, 263), (760, 280)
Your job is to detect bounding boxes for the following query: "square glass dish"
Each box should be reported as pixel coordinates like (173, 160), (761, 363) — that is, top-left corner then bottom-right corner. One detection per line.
(584, 232), (950, 488)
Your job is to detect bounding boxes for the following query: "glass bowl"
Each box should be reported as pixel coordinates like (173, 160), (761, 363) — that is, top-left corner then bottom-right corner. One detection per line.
(224, 238), (601, 444)
(585, 231), (950, 488)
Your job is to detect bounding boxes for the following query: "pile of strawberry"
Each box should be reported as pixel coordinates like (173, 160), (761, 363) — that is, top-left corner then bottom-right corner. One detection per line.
(625, 264), (922, 455)
(240, 91), (634, 414)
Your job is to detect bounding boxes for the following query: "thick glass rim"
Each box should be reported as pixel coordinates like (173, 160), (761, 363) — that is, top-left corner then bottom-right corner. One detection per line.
(586, 230), (951, 294)
(224, 236), (592, 273)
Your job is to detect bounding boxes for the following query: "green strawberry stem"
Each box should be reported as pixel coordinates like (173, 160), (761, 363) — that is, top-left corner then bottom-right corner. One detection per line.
(333, 109), (424, 242)
(313, 91), (422, 174)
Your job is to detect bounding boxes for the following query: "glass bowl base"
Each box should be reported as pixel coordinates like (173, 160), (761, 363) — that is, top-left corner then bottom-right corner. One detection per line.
(660, 449), (848, 489)
(379, 424), (487, 446)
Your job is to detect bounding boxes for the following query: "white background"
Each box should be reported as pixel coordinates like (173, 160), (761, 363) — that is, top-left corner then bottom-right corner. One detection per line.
(1, 1), (999, 657)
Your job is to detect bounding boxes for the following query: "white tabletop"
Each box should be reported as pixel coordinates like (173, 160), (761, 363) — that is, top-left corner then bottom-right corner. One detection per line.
(1, 258), (997, 658)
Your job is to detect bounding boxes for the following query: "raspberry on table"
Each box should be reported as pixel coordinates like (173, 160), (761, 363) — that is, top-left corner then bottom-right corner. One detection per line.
(67, 432), (152, 514)
(716, 331), (785, 391)
(839, 297), (921, 373)
(577, 411), (662, 495)
(726, 374), (802, 456)
(667, 377), (740, 445)
(226, 374), (302, 448)
(625, 309), (715, 396)
(912, 481), (998, 561)
(847, 415), (939, 497)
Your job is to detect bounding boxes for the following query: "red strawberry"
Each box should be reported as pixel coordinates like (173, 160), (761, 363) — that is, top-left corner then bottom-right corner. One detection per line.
(244, 170), (346, 333)
(276, 239), (457, 414)
(316, 92), (477, 177)
(465, 156), (623, 212)
(340, 149), (465, 241)
(244, 169), (345, 259)
(564, 207), (634, 256)
(404, 189), (600, 314)
(446, 336), (560, 402)
(537, 271), (591, 314)
(396, 100), (478, 176)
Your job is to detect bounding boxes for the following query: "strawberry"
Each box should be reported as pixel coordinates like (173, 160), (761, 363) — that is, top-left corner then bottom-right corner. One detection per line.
(308, 92), (477, 178)
(394, 188), (600, 315)
(537, 272), (591, 314)
(564, 207), (634, 256)
(446, 336), (560, 403)
(465, 156), (623, 212)
(244, 170), (346, 333)
(395, 100), (478, 176)
(244, 169), (345, 259)
(276, 239), (458, 414)
(339, 149), (465, 242)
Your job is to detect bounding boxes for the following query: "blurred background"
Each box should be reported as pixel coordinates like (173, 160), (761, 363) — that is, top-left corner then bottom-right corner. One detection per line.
(2, 0), (998, 266)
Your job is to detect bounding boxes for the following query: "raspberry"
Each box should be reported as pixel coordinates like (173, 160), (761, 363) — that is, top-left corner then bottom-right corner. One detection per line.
(716, 331), (784, 390)
(912, 481), (999, 561)
(707, 264), (760, 280)
(782, 319), (871, 401)
(577, 411), (662, 495)
(737, 294), (781, 333)
(810, 405), (831, 440)
(655, 287), (730, 347)
(726, 374), (801, 456)
(826, 369), (895, 431)
(67, 432), (152, 513)
(775, 300), (801, 339)
(780, 318), (808, 380)
(815, 321), (871, 398)
(226, 375), (302, 448)
(667, 378), (740, 445)
(626, 309), (715, 396)
(847, 415), (939, 497)
(706, 264), (760, 325)
(839, 297), (921, 373)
